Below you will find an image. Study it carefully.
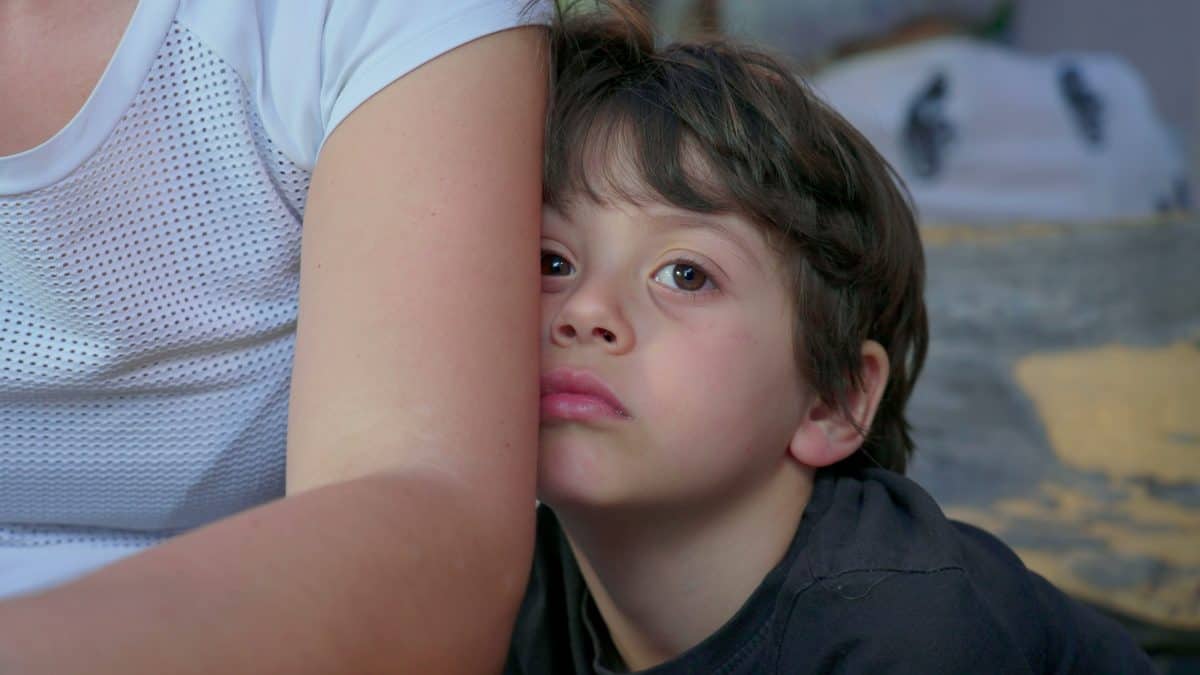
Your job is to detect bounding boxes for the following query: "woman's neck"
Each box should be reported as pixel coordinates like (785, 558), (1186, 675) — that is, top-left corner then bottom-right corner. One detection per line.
(556, 461), (814, 671)
(0, 0), (138, 156)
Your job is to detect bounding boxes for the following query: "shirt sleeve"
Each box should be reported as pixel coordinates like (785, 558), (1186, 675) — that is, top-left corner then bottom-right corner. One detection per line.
(778, 569), (1037, 674)
(316, 0), (552, 154)
(1024, 571), (1157, 675)
(180, 0), (553, 169)
(778, 566), (1155, 674)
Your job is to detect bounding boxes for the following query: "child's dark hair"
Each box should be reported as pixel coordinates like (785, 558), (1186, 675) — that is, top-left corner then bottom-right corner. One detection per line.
(546, 3), (929, 473)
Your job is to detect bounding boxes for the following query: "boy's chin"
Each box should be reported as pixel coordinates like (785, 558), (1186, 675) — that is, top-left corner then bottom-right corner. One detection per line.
(536, 439), (635, 512)
(536, 464), (622, 513)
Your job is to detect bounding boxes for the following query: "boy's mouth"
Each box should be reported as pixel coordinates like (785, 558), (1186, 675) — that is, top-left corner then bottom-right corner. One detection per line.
(540, 368), (631, 422)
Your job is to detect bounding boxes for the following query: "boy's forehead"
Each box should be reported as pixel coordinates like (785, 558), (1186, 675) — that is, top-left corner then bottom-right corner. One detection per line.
(556, 117), (724, 209)
(546, 197), (775, 269)
(548, 195), (728, 228)
(549, 123), (784, 264)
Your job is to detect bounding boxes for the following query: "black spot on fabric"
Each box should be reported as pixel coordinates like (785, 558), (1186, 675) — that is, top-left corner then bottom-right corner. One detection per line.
(1156, 177), (1191, 213)
(902, 71), (956, 180)
(1172, 177), (1191, 210)
(1058, 63), (1106, 148)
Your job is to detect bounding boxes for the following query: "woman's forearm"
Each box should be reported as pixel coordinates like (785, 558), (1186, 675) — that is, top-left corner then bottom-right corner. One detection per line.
(0, 470), (535, 674)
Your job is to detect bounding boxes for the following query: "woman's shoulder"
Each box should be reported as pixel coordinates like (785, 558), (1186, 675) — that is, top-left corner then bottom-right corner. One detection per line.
(176, 0), (553, 168)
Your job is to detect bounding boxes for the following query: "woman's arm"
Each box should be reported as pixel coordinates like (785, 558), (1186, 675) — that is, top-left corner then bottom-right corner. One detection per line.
(0, 26), (545, 675)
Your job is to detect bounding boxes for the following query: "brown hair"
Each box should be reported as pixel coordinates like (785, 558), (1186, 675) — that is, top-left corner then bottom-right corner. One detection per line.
(546, 3), (929, 473)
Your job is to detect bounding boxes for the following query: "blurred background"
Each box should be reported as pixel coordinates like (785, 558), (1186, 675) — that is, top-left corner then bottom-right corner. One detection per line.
(582, 0), (1200, 670)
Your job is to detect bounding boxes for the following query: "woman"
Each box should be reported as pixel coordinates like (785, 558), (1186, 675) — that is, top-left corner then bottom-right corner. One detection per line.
(0, 0), (549, 671)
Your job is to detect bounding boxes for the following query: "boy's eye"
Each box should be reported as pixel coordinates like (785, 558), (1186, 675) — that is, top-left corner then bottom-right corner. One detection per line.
(541, 251), (574, 276)
(652, 262), (713, 292)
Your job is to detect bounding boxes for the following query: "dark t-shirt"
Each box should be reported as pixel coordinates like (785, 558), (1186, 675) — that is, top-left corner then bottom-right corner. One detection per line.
(505, 467), (1153, 674)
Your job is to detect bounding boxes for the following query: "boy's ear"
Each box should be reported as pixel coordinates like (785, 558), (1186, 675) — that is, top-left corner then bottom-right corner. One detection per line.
(788, 341), (890, 468)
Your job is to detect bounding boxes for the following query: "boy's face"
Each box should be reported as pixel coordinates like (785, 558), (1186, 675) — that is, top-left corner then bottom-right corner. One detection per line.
(538, 196), (814, 513)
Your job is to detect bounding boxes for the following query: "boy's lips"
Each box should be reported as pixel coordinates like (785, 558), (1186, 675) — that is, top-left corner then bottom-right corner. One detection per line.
(540, 368), (631, 422)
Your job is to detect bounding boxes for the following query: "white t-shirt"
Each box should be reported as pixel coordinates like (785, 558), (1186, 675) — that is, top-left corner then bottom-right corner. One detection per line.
(0, 0), (550, 599)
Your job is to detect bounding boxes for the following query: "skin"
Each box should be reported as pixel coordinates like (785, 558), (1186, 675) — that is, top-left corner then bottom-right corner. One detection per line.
(539, 196), (890, 670)
(0, 0), (134, 155)
(0, 2), (545, 672)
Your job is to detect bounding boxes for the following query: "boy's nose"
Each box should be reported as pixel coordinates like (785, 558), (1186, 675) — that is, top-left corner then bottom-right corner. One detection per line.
(550, 296), (634, 355)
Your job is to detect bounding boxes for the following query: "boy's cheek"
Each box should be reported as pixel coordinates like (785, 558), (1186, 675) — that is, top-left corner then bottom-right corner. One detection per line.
(650, 327), (796, 423)
(645, 338), (756, 417)
(539, 296), (566, 344)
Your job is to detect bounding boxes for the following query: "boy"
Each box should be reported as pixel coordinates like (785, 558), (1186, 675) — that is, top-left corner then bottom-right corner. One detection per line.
(506, 7), (1153, 674)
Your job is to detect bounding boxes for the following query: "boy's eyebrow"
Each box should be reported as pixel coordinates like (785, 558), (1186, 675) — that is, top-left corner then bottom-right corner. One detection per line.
(644, 208), (764, 267)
